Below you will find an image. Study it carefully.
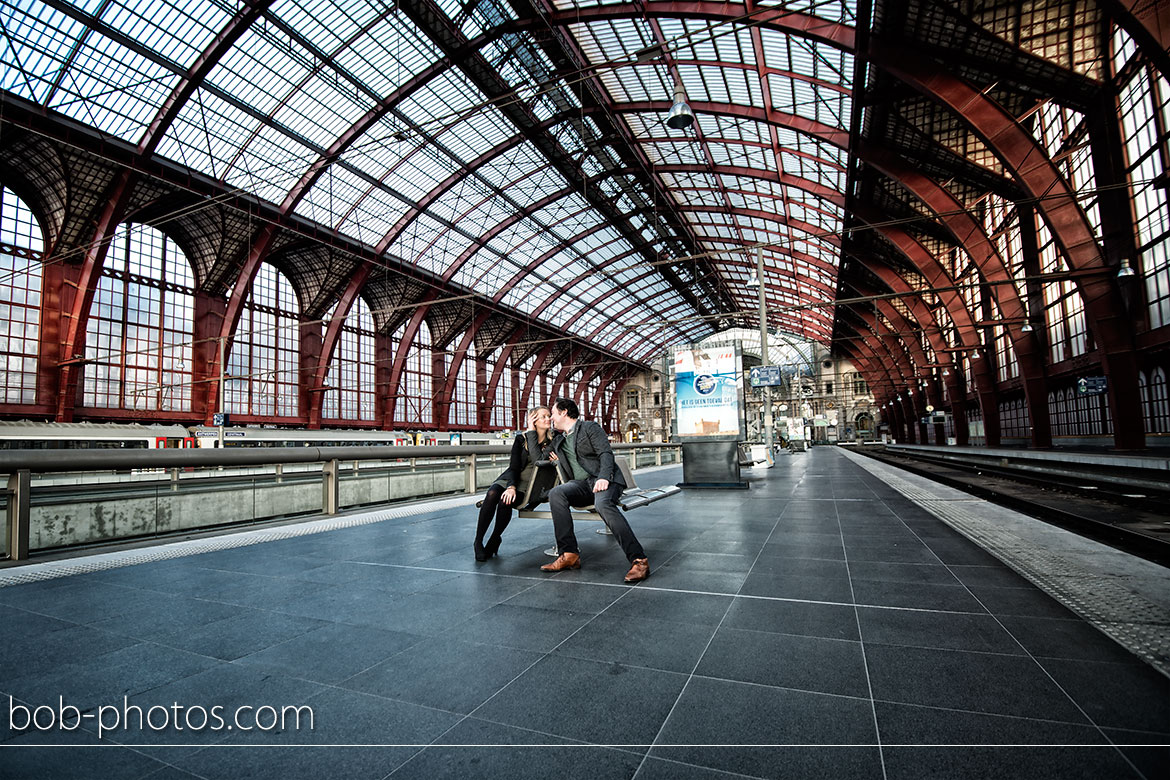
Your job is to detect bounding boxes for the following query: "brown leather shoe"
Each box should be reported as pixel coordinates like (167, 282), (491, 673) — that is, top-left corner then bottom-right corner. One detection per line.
(624, 558), (649, 583)
(540, 552), (580, 572)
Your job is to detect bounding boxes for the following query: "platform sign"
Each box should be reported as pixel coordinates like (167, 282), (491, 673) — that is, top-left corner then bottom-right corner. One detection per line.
(673, 344), (743, 440)
(749, 365), (784, 387)
(1076, 376), (1108, 396)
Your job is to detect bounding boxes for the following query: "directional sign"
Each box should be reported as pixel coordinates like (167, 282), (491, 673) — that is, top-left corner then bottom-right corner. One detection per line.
(749, 365), (784, 387)
(1076, 376), (1107, 396)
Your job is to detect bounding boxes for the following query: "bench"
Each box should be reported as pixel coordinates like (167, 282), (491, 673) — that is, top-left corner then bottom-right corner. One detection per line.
(516, 456), (681, 521)
(513, 456), (681, 556)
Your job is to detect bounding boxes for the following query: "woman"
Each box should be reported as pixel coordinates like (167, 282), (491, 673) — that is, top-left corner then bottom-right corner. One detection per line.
(474, 406), (559, 561)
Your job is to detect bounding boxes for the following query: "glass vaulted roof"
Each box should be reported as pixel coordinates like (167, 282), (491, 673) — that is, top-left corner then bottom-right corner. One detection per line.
(1, 0), (856, 363)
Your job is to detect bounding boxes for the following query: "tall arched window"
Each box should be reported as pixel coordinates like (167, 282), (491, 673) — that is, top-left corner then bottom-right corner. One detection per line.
(488, 348), (511, 429)
(394, 319), (432, 426)
(323, 297), (376, 422)
(1115, 27), (1170, 329)
(226, 263), (299, 417)
(1142, 367), (1168, 434)
(516, 353), (536, 419)
(0, 186), (43, 404)
(451, 337), (476, 426)
(84, 222), (194, 411)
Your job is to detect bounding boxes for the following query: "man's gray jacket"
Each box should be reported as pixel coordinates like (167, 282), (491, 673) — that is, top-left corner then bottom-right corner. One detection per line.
(551, 419), (625, 488)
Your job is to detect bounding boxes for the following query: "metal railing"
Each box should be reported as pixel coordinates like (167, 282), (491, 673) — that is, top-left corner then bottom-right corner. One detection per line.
(1, 442), (680, 561)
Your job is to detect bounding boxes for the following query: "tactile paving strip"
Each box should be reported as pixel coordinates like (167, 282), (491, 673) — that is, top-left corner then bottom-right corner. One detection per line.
(840, 448), (1170, 678)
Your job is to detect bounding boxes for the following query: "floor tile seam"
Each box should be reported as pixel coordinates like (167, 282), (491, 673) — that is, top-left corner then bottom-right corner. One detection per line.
(685, 669), (883, 708)
(839, 448), (1170, 680)
(631, 491), (802, 777)
(638, 753), (771, 778)
(543, 645), (710, 680)
(409, 567), (663, 747)
(837, 451), (1137, 743)
(866, 695), (1170, 740)
(839, 449), (1170, 755)
(830, 484), (890, 778)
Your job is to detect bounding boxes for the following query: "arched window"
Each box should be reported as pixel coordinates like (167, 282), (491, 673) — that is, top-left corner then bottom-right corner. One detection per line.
(394, 319), (432, 426)
(587, 372), (603, 419)
(566, 368), (583, 412)
(1115, 26), (1170, 329)
(323, 296), (376, 421)
(451, 337), (476, 426)
(0, 186), (43, 404)
(225, 263), (299, 417)
(488, 347), (511, 429)
(516, 352), (537, 426)
(84, 222), (194, 411)
(1144, 367), (1168, 434)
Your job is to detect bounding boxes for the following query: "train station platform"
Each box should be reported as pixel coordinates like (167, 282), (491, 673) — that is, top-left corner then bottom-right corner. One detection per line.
(1, 448), (1167, 779)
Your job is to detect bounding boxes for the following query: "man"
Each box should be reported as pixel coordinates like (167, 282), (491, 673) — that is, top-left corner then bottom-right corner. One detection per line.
(540, 397), (649, 583)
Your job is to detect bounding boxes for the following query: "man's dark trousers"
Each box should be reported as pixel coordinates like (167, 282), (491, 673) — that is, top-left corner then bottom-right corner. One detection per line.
(549, 479), (646, 562)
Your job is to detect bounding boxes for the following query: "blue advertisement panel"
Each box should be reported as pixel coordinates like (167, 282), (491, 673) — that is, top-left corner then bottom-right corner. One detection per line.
(673, 345), (743, 439)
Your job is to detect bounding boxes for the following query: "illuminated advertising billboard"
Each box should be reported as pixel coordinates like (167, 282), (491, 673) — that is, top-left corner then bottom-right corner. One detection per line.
(673, 344), (743, 440)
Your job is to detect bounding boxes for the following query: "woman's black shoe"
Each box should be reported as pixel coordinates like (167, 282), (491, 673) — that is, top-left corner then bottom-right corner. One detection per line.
(484, 536), (501, 558)
(474, 542), (487, 562)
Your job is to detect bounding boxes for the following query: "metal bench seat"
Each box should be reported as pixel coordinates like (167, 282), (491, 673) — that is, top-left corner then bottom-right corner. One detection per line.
(516, 456), (680, 521)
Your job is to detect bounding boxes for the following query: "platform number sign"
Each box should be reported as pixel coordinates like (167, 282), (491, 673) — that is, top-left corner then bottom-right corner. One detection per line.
(1076, 376), (1107, 396)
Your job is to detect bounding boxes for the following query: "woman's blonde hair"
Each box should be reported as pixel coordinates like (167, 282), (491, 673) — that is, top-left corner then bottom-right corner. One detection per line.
(526, 406), (551, 430)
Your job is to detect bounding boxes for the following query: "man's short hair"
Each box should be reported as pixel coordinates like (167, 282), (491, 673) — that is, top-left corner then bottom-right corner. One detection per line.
(552, 397), (580, 419)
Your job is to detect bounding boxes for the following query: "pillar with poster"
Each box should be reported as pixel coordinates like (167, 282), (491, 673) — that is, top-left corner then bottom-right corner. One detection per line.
(672, 343), (748, 488)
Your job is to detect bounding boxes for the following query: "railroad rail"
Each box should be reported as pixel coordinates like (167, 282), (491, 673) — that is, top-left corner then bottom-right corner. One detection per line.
(853, 443), (1170, 567)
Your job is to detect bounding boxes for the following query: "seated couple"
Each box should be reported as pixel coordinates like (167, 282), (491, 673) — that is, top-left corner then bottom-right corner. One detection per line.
(472, 398), (649, 583)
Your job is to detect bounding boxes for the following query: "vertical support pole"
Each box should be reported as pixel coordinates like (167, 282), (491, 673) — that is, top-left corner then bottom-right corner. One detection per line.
(757, 247), (774, 458)
(217, 336), (226, 450)
(655, 447), (662, 466)
(322, 459), (339, 515)
(466, 453), (477, 494)
(7, 470), (31, 560)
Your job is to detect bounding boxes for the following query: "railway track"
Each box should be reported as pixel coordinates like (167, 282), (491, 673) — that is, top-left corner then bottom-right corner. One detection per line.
(852, 445), (1170, 567)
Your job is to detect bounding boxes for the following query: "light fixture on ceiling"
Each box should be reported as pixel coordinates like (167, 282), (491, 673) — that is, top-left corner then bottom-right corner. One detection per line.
(1021, 321), (1034, 333)
(665, 82), (695, 130)
(1117, 259), (1136, 278)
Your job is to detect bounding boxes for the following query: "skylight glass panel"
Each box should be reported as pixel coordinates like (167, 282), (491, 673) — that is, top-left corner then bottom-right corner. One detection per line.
(457, 197), (517, 244)
(390, 212), (445, 261)
(544, 297), (588, 329)
(274, 0), (360, 52)
(223, 125), (315, 202)
(219, 24), (319, 110)
(390, 148), (459, 198)
(277, 76), (367, 149)
(480, 142), (552, 189)
(1, 3), (85, 102)
(43, 33), (176, 142)
(115, 0), (224, 63)
(534, 204), (594, 239)
(297, 163), (375, 233)
(398, 69), (483, 139)
(344, 21), (427, 95)
(337, 183), (407, 248)
(154, 89), (255, 180)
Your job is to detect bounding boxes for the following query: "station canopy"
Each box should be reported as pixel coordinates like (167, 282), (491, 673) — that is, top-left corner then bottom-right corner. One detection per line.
(3, 0), (857, 363)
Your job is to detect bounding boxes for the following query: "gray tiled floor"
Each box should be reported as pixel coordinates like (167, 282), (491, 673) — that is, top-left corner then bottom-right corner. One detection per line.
(1, 449), (1167, 779)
